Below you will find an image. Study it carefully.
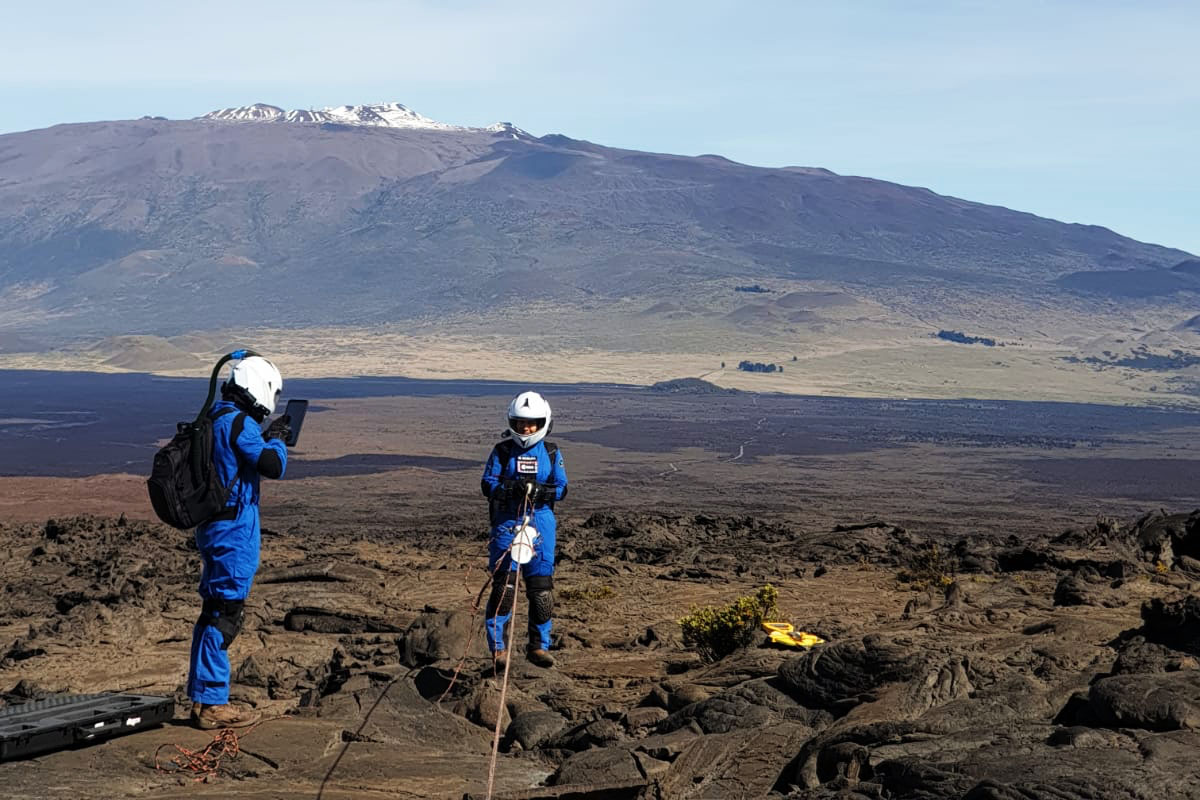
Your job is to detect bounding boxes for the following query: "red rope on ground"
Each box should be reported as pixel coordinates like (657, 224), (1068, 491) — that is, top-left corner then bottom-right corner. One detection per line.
(154, 722), (261, 782)
(437, 490), (535, 707)
(436, 556), (509, 705)
(486, 561), (520, 800)
(485, 489), (535, 800)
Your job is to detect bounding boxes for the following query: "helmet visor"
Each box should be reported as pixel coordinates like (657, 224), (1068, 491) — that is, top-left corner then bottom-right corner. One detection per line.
(509, 416), (545, 436)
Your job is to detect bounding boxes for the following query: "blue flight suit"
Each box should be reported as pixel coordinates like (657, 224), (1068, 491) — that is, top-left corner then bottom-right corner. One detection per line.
(481, 439), (568, 652)
(186, 400), (287, 705)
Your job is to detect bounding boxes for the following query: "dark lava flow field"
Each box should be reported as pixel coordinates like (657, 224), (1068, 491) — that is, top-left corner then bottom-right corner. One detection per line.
(2, 372), (1200, 798)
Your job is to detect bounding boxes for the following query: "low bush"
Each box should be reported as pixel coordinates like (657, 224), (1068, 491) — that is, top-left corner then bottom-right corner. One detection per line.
(897, 543), (955, 591)
(678, 584), (779, 662)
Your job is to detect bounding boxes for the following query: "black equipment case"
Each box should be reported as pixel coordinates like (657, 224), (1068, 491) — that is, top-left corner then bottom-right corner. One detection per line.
(0, 693), (174, 761)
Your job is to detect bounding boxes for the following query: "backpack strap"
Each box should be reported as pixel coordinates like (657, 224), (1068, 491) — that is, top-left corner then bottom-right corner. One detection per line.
(208, 408), (248, 522)
(230, 412), (247, 448)
(542, 441), (558, 510)
(210, 407), (247, 449)
(488, 439), (516, 527)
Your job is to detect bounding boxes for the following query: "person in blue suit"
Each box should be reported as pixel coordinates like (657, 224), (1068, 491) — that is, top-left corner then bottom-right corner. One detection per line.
(481, 391), (568, 669)
(187, 356), (289, 729)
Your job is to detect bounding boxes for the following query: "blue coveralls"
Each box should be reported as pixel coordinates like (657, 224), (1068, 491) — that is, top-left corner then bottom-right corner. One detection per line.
(481, 440), (568, 652)
(186, 400), (287, 705)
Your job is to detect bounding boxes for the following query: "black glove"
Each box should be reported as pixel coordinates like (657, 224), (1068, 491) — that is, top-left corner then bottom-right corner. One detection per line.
(264, 414), (292, 442)
(530, 483), (557, 505)
(492, 479), (535, 502)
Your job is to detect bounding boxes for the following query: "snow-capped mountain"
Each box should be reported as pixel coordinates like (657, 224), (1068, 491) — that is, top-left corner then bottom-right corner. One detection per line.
(198, 102), (523, 135)
(0, 108), (1193, 345)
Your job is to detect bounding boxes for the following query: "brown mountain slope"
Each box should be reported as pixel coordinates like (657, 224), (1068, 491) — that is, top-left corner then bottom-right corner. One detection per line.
(0, 116), (1193, 339)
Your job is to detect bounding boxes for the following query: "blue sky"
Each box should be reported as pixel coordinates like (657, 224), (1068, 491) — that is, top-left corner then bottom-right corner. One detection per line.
(1, 0), (1196, 254)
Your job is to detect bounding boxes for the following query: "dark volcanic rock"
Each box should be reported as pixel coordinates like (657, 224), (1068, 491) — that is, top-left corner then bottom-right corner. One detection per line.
(507, 710), (568, 750)
(658, 678), (827, 734)
(689, 647), (792, 689)
(634, 728), (701, 761)
(1140, 595), (1200, 656)
(622, 706), (668, 730)
(284, 606), (405, 633)
(1111, 638), (1200, 675)
(546, 717), (625, 752)
(872, 757), (978, 798)
(551, 747), (643, 786)
(646, 723), (812, 799)
(778, 635), (929, 714)
(401, 609), (475, 666)
(658, 695), (771, 734)
(13, 507), (1200, 799)
(453, 679), (512, 732)
(1053, 568), (1106, 607)
(1055, 511), (1200, 574)
(1078, 672), (1200, 730)
(1132, 511), (1200, 569)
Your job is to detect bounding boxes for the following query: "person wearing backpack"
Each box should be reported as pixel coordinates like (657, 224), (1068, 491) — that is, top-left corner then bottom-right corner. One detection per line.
(187, 356), (290, 729)
(481, 391), (568, 669)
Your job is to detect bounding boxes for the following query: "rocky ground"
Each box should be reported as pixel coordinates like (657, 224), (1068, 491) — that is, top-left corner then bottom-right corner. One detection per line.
(4, 506), (1200, 799)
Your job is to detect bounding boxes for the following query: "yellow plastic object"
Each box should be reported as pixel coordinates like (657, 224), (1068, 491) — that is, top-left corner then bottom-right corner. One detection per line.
(762, 621), (825, 649)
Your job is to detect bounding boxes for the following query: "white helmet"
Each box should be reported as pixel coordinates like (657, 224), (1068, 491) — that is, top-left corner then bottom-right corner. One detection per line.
(506, 391), (551, 449)
(226, 356), (283, 418)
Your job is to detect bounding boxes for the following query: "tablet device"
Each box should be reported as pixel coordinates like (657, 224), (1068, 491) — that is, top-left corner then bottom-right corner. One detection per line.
(282, 399), (308, 447)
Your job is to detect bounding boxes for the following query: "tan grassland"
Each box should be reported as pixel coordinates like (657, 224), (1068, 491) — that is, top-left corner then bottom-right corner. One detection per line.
(1, 288), (1197, 407)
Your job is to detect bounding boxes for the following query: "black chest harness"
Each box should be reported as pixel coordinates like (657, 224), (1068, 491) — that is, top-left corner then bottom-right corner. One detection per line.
(487, 440), (560, 525)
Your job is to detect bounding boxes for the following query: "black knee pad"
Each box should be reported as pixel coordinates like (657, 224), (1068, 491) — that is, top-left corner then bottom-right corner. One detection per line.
(527, 589), (554, 626)
(198, 598), (245, 650)
(486, 575), (518, 617)
(524, 575), (553, 592)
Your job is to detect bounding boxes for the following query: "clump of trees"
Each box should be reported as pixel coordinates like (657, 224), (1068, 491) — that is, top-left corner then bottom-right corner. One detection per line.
(1062, 347), (1200, 370)
(738, 360), (783, 373)
(734, 284), (771, 293)
(935, 330), (997, 347)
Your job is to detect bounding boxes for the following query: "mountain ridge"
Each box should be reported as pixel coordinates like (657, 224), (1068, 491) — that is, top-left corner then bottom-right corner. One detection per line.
(0, 112), (1194, 346)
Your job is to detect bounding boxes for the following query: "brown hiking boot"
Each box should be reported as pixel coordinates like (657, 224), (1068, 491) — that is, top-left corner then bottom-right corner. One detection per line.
(527, 648), (555, 668)
(491, 650), (508, 672)
(191, 702), (261, 730)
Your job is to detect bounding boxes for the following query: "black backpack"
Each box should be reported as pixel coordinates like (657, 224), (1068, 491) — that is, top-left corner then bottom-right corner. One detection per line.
(146, 349), (257, 530)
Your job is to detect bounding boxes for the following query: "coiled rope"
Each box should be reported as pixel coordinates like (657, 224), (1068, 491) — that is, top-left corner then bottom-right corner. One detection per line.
(154, 721), (260, 782)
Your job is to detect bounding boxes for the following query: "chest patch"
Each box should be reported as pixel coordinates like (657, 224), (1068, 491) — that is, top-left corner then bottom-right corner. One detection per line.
(516, 456), (539, 475)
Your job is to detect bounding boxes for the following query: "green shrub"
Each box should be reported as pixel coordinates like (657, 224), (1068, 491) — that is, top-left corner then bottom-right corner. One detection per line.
(897, 543), (955, 592)
(678, 584), (779, 662)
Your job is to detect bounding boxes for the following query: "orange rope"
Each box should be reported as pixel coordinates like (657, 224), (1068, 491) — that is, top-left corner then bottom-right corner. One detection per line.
(436, 555), (511, 705)
(155, 722), (260, 782)
(486, 556), (521, 800)
(437, 487), (536, 706)
(485, 487), (534, 800)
